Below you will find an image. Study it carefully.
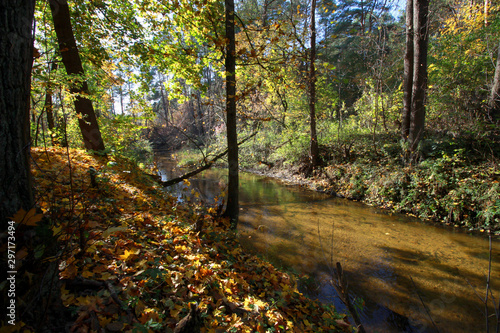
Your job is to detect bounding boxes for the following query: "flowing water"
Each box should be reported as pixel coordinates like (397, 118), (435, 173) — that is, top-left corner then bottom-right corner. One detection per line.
(156, 154), (500, 333)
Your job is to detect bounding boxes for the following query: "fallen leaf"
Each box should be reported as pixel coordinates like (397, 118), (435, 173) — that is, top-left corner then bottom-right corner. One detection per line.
(10, 208), (43, 226)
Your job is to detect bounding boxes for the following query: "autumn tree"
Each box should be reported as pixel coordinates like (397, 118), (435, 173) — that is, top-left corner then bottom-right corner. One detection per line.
(0, 0), (36, 222)
(48, 0), (105, 152)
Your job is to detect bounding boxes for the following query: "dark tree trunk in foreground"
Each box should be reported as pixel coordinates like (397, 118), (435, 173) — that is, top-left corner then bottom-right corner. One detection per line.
(48, 0), (105, 152)
(0, 0), (36, 223)
(309, 0), (319, 168)
(224, 0), (239, 228)
(401, 0), (429, 162)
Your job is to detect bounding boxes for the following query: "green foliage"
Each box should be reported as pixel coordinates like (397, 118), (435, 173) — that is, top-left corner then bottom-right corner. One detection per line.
(427, 2), (500, 133)
(323, 147), (500, 229)
(352, 81), (402, 133)
(100, 114), (154, 164)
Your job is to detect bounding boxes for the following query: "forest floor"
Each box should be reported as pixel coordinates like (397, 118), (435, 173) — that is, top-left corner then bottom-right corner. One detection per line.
(5, 147), (351, 333)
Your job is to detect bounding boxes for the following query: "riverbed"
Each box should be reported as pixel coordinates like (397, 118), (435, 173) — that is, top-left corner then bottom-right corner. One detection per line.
(156, 155), (500, 333)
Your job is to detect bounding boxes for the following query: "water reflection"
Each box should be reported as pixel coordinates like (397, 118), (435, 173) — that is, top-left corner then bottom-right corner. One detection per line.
(155, 154), (500, 333)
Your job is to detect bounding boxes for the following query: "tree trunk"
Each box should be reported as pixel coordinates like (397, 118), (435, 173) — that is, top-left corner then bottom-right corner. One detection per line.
(402, 0), (428, 162)
(484, 0), (489, 26)
(48, 0), (105, 152)
(196, 91), (205, 136)
(401, 0), (414, 140)
(44, 61), (58, 144)
(488, 40), (500, 119)
(408, 0), (429, 154)
(0, 0), (36, 223)
(224, 0), (239, 228)
(309, 0), (320, 168)
(161, 84), (170, 124)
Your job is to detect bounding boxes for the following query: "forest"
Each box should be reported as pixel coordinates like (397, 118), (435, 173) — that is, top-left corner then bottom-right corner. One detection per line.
(1, 0), (499, 332)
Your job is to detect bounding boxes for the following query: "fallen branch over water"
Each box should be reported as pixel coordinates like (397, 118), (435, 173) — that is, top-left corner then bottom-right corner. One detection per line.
(161, 131), (258, 187)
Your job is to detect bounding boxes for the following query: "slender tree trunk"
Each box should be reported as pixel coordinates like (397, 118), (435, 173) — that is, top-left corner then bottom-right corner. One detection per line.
(401, 0), (414, 140)
(408, 0), (429, 154)
(224, 0), (239, 228)
(0, 0), (36, 223)
(44, 61), (58, 144)
(488, 41), (500, 118)
(160, 85), (170, 124)
(484, 0), (489, 25)
(119, 85), (125, 114)
(48, 0), (105, 152)
(196, 91), (205, 136)
(110, 88), (115, 116)
(44, 91), (55, 130)
(262, 0), (269, 27)
(309, 0), (319, 168)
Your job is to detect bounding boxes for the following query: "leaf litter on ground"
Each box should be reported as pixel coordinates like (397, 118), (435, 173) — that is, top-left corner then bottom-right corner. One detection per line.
(20, 147), (350, 332)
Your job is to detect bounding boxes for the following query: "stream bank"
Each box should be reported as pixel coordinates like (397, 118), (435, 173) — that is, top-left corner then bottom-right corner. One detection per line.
(240, 157), (500, 237)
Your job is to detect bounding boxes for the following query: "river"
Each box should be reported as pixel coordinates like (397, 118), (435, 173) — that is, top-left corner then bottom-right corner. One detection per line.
(155, 154), (500, 333)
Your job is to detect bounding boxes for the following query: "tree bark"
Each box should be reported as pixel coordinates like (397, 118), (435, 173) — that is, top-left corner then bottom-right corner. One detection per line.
(160, 84), (170, 124)
(224, 0), (239, 228)
(408, 0), (429, 154)
(44, 60), (58, 145)
(401, 0), (414, 140)
(309, 0), (320, 168)
(401, 0), (429, 162)
(0, 0), (36, 223)
(48, 0), (105, 152)
(488, 40), (500, 119)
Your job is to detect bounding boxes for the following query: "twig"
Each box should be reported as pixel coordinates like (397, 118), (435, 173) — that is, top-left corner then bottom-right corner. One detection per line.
(63, 277), (138, 322)
(485, 235), (500, 333)
(316, 222), (364, 332)
(410, 276), (440, 333)
(104, 281), (138, 322)
(486, 235), (492, 332)
(464, 234), (500, 332)
(333, 262), (366, 333)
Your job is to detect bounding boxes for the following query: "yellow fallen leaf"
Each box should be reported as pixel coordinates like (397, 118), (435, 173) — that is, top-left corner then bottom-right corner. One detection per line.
(119, 249), (140, 261)
(51, 224), (62, 236)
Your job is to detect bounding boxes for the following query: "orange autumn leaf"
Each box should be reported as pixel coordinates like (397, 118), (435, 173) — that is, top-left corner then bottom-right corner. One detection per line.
(10, 208), (43, 226)
(60, 262), (78, 279)
(138, 308), (161, 324)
